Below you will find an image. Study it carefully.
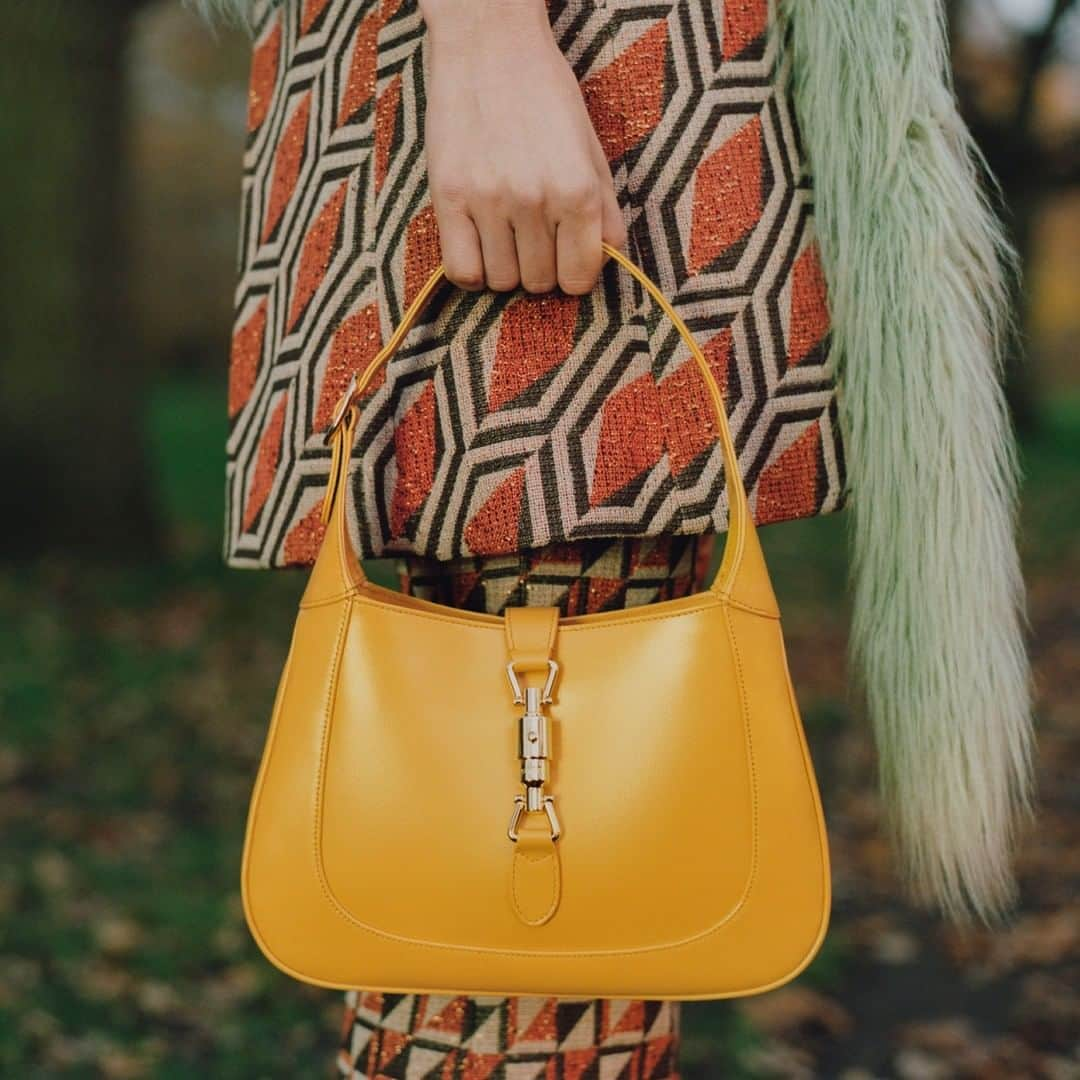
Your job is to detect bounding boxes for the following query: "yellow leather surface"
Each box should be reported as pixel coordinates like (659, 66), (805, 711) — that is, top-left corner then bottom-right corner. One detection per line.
(240, 244), (830, 999)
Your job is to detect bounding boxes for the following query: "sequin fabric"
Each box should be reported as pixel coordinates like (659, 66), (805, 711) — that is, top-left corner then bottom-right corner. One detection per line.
(338, 990), (681, 1079)
(398, 533), (715, 617)
(225, 0), (847, 569)
(336, 533), (705, 1079)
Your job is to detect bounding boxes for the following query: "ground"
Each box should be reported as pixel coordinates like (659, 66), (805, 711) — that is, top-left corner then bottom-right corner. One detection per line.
(1, 380), (1076, 1078)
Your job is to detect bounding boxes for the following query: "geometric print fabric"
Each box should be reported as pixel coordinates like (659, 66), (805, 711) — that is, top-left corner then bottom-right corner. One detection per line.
(225, 0), (847, 568)
(337, 990), (680, 1078)
(395, 533), (716, 617)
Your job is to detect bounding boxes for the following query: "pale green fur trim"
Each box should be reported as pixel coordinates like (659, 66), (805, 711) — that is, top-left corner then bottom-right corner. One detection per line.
(774, 0), (1036, 923)
(185, 0), (257, 30)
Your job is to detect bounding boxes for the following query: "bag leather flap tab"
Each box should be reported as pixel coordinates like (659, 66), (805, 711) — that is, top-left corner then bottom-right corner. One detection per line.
(504, 606), (560, 676)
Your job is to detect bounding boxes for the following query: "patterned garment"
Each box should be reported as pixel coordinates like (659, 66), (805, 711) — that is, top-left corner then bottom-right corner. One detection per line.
(226, 0), (847, 568)
(397, 533), (716, 616)
(336, 533), (706, 1079)
(338, 990), (680, 1079)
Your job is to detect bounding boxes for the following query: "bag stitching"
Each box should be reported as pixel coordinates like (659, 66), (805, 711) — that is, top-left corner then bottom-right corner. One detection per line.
(511, 845), (560, 926)
(308, 606), (762, 958)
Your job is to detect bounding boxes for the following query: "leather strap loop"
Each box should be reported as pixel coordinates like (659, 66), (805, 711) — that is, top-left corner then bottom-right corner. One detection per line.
(510, 811), (561, 927)
(319, 402), (356, 527)
(504, 607), (560, 675)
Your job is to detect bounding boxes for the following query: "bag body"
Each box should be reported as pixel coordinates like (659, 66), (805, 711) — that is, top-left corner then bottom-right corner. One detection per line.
(240, 245), (830, 998)
(225, 0), (847, 568)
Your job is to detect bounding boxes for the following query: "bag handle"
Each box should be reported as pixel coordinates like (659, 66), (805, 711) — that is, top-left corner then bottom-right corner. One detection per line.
(322, 241), (750, 598)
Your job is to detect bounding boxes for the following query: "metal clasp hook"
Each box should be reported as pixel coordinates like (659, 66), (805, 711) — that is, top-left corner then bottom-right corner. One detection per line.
(507, 794), (562, 843)
(505, 662), (561, 843)
(505, 659), (559, 705)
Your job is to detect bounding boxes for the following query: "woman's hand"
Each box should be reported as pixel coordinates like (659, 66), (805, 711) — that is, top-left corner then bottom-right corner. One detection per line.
(419, 0), (627, 295)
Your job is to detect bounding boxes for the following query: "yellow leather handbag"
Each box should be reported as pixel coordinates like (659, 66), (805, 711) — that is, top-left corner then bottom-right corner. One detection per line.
(241, 242), (830, 1000)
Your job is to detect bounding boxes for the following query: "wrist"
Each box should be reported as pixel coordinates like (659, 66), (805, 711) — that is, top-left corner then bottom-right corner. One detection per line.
(420, 0), (550, 37)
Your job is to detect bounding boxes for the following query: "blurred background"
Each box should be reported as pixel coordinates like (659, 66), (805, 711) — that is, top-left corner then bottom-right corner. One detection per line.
(0, 1), (1077, 1076)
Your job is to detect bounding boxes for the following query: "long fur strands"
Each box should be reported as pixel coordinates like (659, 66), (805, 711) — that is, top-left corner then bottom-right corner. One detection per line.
(184, 0), (257, 31)
(774, 0), (1036, 924)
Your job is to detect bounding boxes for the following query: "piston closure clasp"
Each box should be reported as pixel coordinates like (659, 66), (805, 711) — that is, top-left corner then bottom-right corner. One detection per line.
(506, 663), (561, 842)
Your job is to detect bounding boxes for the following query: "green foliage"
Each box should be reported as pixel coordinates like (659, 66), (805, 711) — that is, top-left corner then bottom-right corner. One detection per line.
(681, 1003), (764, 1078)
(1016, 395), (1080, 568)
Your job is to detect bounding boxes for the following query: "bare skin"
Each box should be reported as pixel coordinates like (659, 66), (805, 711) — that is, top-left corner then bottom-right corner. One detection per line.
(418, 0), (627, 296)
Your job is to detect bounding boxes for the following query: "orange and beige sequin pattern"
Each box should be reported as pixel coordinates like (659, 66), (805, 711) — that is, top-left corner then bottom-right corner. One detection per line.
(398, 533), (715, 615)
(338, 991), (681, 1078)
(224, 0), (847, 568)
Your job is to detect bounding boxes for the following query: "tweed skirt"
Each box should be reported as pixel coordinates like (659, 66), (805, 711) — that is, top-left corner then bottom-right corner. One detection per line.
(224, 0), (848, 568)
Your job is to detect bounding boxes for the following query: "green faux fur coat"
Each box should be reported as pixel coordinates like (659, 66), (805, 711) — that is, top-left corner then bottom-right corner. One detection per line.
(191, 0), (1035, 926)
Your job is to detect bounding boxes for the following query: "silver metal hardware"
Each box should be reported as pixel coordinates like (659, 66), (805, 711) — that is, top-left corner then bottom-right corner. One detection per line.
(517, 686), (551, 800)
(505, 659), (559, 705)
(506, 663), (561, 842)
(507, 794), (562, 843)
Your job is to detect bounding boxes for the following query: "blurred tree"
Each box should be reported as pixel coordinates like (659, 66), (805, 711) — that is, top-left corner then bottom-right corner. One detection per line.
(949, 0), (1080, 434)
(0, 0), (160, 559)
